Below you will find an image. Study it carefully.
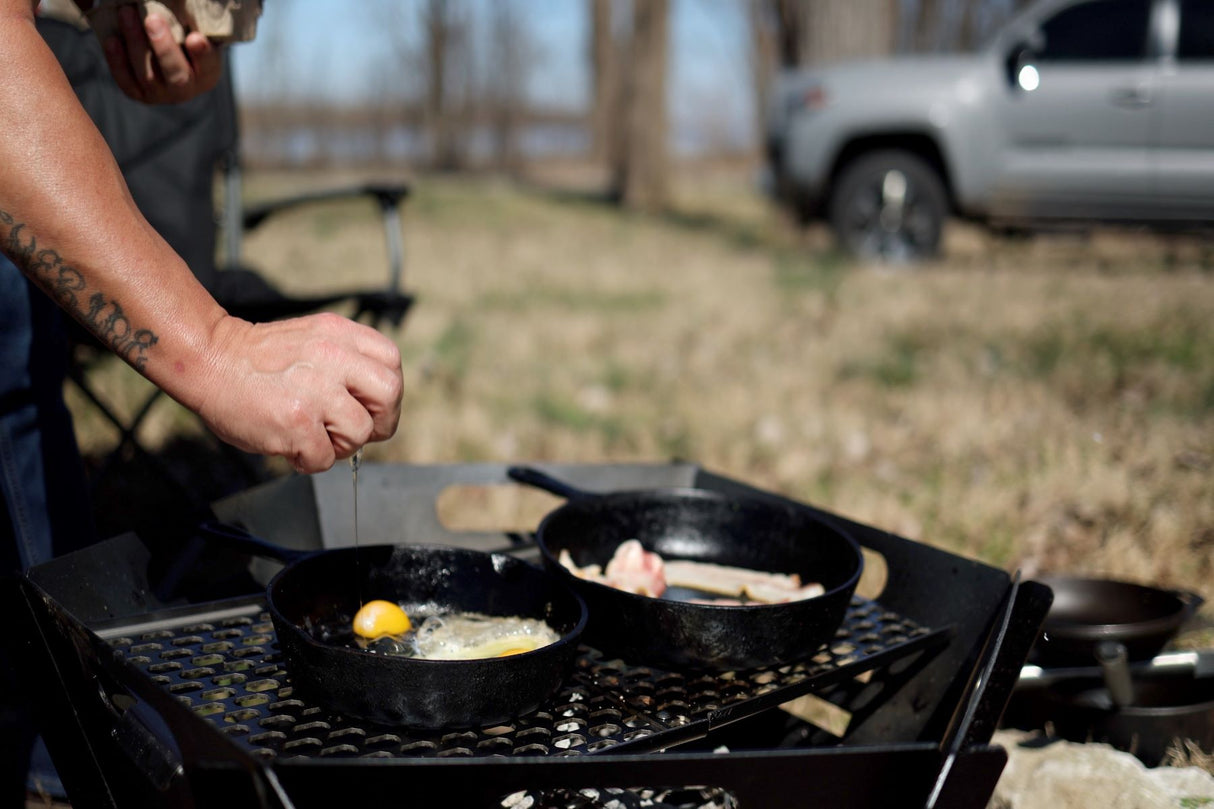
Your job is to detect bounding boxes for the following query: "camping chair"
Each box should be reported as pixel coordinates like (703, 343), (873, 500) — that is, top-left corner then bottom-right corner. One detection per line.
(36, 14), (414, 526)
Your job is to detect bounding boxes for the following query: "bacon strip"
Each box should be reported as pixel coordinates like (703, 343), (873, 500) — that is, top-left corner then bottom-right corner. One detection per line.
(558, 542), (821, 604)
(603, 539), (667, 597)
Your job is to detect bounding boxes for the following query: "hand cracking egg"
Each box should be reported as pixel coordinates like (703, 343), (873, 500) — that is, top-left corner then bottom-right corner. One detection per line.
(352, 599), (412, 640)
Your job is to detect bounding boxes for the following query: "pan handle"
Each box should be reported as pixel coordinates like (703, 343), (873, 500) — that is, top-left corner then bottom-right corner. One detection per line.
(1177, 589), (1206, 618)
(196, 520), (311, 564)
(506, 466), (598, 501)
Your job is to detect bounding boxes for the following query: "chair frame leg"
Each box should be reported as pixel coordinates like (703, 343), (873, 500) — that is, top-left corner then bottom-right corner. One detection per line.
(66, 366), (204, 510)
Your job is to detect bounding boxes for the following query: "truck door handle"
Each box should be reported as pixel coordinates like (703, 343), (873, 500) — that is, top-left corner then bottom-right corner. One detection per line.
(1110, 85), (1152, 108)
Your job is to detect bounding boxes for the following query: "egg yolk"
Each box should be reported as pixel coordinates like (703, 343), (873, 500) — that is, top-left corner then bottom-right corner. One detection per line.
(352, 599), (411, 639)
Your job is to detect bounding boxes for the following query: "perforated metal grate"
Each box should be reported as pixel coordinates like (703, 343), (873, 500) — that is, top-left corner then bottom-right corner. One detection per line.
(105, 596), (941, 762)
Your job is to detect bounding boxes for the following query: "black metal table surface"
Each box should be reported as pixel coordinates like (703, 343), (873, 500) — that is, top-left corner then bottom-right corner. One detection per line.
(5, 462), (1052, 809)
(99, 593), (944, 762)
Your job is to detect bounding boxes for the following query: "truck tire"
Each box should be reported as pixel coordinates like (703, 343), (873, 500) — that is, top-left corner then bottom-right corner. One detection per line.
(828, 150), (947, 263)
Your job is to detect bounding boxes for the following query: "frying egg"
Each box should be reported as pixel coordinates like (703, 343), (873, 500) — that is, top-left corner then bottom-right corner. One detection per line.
(413, 613), (559, 661)
(352, 599), (412, 639)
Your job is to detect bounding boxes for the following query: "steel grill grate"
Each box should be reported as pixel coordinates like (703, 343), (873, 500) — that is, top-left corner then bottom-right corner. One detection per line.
(104, 594), (941, 763)
(13, 465), (1055, 809)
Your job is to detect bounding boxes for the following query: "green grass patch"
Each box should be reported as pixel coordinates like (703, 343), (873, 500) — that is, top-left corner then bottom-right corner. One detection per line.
(1010, 306), (1214, 415)
(976, 526), (1018, 567)
(1023, 328), (1067, 378)
(838, 331), (932, 389)
(476, 285), (667, 314)
(803, 469), (839, 506)
(414, 180), (601, 233)
(307, 198), (382, 238)
(771, 248), (848, 300)
(656, 424), (695, 461)
(432, 317), (477, 381)
(1026, 319), (1207, 377)
(659, 207), (773, 253)
(601, 362), (635, 393)
(532, 392), (628, 446)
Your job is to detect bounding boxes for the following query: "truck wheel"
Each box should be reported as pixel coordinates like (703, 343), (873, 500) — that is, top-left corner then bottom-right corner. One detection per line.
(828, 151), (947, 263)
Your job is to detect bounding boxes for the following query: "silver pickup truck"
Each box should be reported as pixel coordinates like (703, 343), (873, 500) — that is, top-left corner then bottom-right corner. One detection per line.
(766, 0), (1214, 261)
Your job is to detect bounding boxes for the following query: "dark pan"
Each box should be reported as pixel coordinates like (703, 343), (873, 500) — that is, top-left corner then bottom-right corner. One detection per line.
(198, 522), (587, 728)
(1007, 671), (1214, 767)
(507, 467), (863, 671)
(1032, 575), (1204, 667)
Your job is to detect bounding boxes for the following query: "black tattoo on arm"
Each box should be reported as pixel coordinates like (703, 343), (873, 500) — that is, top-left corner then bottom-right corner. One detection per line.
(0, 208), (158, 370)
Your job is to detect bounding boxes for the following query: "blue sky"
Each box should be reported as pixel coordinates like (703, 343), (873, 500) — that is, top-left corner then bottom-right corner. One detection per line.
(231, 0), (756, 150)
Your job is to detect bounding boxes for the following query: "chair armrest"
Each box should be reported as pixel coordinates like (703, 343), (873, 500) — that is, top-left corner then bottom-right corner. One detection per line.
(241, 183), (410, 231)
(236, 182), (411, 294)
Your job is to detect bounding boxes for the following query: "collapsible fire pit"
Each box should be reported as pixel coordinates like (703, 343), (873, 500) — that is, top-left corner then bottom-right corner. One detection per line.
(5, 462), (1051, 809)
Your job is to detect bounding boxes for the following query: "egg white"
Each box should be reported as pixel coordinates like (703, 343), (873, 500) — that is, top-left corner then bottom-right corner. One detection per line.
(413, 613), (560, 661)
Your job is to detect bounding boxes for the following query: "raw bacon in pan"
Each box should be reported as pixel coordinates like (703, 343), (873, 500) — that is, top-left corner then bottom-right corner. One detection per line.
(558, 542), (822, 604)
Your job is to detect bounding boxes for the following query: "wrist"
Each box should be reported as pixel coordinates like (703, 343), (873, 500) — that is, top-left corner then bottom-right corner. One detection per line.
(144, 307), (244, 417)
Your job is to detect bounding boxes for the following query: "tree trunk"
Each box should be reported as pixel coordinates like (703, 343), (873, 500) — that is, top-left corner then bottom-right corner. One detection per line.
(914, 0), (943, 53)
(490, 0), (529, 175)
(613, 0), (669, 211)
(773, 0), (805, 67)
(796, 0), (898, 66)
(589, 0), (617, 164)
(749, 0), (777, 152)
(424, 0), (465, 171)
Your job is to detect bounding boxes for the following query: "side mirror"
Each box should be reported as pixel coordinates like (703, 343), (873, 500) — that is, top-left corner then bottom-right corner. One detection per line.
(1004, 30), (1045, 91)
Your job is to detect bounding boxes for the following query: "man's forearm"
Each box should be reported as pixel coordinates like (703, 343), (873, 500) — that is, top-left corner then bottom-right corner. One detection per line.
(1, 207), (159, 370)
(1, 0), (404, 474)
(0, 1), (226, 411)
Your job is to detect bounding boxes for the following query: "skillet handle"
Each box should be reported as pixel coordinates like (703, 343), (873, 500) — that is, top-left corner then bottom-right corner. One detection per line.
(1177, 589), (1206, 618)
(196, 520), (311, 564)
(506, 466), (595, 501)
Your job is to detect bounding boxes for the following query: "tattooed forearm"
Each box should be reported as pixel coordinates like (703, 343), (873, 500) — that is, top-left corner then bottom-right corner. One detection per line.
(1, 208), (158, 370)
(81, 292), (159, 369)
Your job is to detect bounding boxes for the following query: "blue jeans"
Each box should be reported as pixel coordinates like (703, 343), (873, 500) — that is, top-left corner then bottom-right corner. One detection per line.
(0, 254), (96, 571)
(1, 254), (94, 804)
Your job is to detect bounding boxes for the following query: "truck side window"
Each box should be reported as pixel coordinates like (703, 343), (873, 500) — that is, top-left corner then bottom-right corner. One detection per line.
(1178, 0), (1214, 60)
(1037, 0), (1152, 61)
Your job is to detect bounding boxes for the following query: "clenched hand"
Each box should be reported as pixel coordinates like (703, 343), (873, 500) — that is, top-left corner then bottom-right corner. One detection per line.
(193, 312), (404, 474)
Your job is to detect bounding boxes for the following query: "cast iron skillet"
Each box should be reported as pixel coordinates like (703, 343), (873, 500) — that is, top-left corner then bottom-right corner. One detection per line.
(1031, 575), (1204, 667)
(198, 522), (587, 728)
(1008, 669), (1214, 767)
(507, 466), (864, 671)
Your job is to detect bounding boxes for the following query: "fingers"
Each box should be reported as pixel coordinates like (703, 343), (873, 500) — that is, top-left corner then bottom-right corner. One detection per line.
(325, 392), (378, 461)
(183, 32), (222, 92)
(285, 396), (370, 475)
(304, 325), (402, 468)
(320, 317), (403, 442)
(343, 351), (403, 442)
(297, 313), (402, 443)
(289, 430), (336, 476)
(102, 7), (221, 104)
(145, 14), (192, 87)
(287, 380), (387, 474)
(313, 311), (403, 368)
(103, 6), (150, 101)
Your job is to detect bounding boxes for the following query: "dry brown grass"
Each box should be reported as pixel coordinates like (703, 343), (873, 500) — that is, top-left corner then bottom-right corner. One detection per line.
(1164, 738), (1214, 775)
(67, 164), (1214, 638)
